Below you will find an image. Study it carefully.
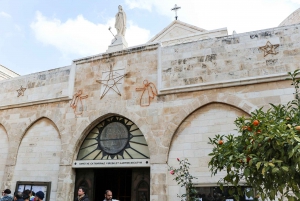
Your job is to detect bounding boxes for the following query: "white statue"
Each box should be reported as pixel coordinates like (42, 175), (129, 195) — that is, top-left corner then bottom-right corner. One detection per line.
(115, 5), (126, 37)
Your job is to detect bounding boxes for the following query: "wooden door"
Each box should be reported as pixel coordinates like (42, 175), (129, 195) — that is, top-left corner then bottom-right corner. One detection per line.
(131, 168), (150, 201)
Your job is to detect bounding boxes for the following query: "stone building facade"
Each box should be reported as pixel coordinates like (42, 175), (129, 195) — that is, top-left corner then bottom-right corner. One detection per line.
(0, 64), (19, 80)
(0, 11), (300, 201)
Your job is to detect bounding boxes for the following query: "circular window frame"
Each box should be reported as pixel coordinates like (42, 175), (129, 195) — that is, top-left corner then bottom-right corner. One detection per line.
(77, 116), (150, 160)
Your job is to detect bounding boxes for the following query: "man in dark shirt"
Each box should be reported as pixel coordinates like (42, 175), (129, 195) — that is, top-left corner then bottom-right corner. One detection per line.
(75, 187), (89, 201)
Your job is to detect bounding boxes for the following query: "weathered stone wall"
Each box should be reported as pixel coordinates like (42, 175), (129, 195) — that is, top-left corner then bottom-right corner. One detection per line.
(0, 65), (19, 80)
(279, 8), (300, 27)
(0, 23), (299, 201)
(0, 125), (8, 188)
(0, 66), (74, 109)
(160, 24), (300, 93)
(11, 118), (61, 201)
(167, 103), (249, 200)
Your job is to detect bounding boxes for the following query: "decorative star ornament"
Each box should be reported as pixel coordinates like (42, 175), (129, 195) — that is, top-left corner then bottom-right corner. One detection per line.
(96, 65), (127, 99)
(16, 86), (26, 97)
(259, 41), (279, 57)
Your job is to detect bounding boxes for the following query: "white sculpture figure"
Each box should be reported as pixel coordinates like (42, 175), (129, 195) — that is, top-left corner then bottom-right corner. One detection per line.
(106, 5), (128, 52)
(115, 5), (126, 36)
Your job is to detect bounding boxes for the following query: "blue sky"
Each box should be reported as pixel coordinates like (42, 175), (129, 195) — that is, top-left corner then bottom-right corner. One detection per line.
(0, 0), (300, 75)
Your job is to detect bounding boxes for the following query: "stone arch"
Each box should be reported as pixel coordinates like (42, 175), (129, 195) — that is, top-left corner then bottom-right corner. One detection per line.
(11, 117), (61, 201)
(0, 120), (10, 136)
(166, 103), (251, 200)
(0, 124), (9, 190)
(71, 112), (152, 162)
(7, 116), (61, 166)
(162, 93), (257, 161)
(24, 112), (64, 138)
(21, 116), (61, 139)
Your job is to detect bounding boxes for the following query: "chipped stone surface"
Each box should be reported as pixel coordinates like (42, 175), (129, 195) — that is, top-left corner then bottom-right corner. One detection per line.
(0, 66), (75, 109)
(160, 25), (300, 91)
(0, 22), (299, 201)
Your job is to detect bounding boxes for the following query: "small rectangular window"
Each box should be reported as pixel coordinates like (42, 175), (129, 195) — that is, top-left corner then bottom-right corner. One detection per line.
(193, 185), (254, 201)
(15, 181), (51, 201)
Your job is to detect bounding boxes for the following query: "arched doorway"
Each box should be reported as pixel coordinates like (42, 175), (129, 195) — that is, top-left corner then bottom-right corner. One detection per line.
(73, 116), (150, 201)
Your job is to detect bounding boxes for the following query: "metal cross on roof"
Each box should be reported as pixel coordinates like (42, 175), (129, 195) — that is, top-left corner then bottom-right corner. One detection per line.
(171, 4), (181, 20)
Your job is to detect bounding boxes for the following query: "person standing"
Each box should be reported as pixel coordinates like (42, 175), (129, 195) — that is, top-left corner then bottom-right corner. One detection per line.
(21, 190), (31, 201)
(34, 191), (44, 201)
(22, 194), (30, 201)
(13, 192), (23, 201)
(75, 187), (89, 201)
(1, 189), (13, 201)
(103, 190), (118, 201)
(30, 191), (35, 201)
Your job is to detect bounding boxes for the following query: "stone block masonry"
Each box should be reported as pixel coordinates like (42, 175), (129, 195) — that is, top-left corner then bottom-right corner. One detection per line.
(0, 22), (299, 201)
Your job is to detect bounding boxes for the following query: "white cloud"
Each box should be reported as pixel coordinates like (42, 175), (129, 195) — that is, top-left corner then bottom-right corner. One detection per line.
(290, 0), (300, 4)
(125, 0), (299, 34)
(126, 21), (151, 46)
(30, 11), (150, 57)
(0, 11), (11, 18)
(125, 0), (154, 11)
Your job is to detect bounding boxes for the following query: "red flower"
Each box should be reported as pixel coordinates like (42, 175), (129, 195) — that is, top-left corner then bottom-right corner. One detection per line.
(177, 158), (180, 161)
(170, 170), (175, 175)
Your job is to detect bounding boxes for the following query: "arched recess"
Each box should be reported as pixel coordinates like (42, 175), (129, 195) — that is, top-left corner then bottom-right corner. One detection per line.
(0, 124), (9, 189)
(73, 115), (151, 201)
(162, 93), (256, 157)
(167, 103), (250, 200)
(76, 115), (150, 161)
(72, 113), (151, 162)
(11, 118), (61, 201)
(3, 113), (63, 167)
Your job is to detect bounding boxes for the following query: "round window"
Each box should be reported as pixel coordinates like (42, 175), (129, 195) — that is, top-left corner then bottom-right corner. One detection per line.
(77, 116), (150, 160)
(99, 122), (129, 154)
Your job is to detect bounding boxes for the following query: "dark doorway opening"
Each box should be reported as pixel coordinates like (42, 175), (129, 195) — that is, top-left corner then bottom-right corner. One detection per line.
(94, 168), (132, 201)
(75, 168), (150, 201)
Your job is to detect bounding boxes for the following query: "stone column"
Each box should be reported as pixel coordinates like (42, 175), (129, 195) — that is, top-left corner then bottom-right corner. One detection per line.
(1, 139), (21, 191)
(150, 163), (168, 201)
(56, 165), (76, 201)
(1, 165), (15, 190)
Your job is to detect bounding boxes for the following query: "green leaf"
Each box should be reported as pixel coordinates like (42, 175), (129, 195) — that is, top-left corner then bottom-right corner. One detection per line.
(270, 190), (276, 200)
(245, 189), (253, 197)
(295, 136), (300, 142)
(269, 163), (275, 167)
(272, 167), (279, 173)
(289, 149), (295, 158)
(282, 166), (289, 171)
(220, 183), (223, 191)
(262, 167), (265, 175)
(256, 162), (261, 170)
(244, 168), (250, 177)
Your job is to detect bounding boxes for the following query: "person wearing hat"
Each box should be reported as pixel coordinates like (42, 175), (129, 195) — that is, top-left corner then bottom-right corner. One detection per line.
(34, 192), (44, 201)
(0, 189), (13, 201)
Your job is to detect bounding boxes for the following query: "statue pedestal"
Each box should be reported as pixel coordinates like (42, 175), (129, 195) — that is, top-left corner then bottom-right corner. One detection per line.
(106, 35), (128, 53)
